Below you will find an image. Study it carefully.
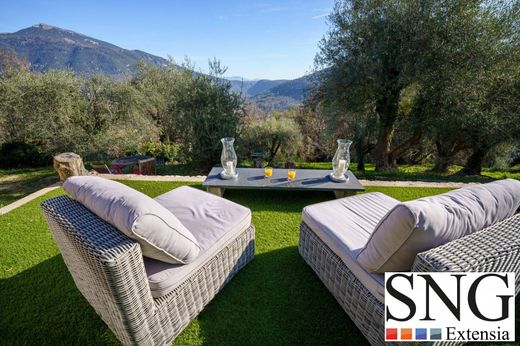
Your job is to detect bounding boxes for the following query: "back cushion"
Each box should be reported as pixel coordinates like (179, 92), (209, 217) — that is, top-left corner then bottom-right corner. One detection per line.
(357, 179), (520, 273)
(63, 176), (200, 264)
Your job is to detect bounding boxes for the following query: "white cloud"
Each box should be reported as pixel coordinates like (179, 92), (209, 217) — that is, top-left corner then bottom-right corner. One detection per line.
(311, 13), (329, 19)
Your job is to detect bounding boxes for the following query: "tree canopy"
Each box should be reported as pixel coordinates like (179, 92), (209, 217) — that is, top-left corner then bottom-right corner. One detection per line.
(315, 0), (520, 173)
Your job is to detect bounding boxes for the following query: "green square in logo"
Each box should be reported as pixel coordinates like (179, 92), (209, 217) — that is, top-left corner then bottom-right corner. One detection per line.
(430, 328), (442, 340)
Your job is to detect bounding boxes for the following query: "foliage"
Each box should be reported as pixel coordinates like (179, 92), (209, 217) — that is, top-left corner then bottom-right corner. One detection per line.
(0, 49), (29, 75)
(81, 75), (161, 159)
(0, 56), (242, 169)
(250, 93), (301, 113)
(169, 60), (245, 170)
(138, 141), (178, 162)
(0, 69), (87, 156)
(0, 141), (51, 169)
(316, 0), (430, 171)
(292, 104), (331, 162)
(315, 0), (519, 173)
(241, 116), (302, 162)
(489, 144), (520, 172)
(131, 60), (182, 142)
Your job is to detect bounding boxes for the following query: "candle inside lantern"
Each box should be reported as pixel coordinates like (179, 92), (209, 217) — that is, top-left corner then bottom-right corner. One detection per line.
(337, 159), (347, 174)
(225, 160), (234, 175)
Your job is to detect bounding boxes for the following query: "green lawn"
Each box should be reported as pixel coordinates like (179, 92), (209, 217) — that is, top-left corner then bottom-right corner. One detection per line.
(1, 181), (517, 345)
(2, 163), (517, 210)
(0, 167), (58, 208)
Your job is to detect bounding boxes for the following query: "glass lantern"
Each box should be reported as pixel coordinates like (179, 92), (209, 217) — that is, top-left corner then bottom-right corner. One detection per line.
(220, 137), (238, 179)
(330, 139), (352, 182)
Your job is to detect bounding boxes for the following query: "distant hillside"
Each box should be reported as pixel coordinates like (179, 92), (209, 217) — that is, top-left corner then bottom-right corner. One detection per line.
(226, 74), (317, 111)
(263, 75), (314, 102)
(0, 24), (168, 78)
(250, 93), (301, 112)
(0, 24), (321, 112)
(227, 79), (258, 95)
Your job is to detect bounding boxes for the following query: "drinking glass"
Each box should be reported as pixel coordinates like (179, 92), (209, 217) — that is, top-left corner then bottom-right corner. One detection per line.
(287, 169), (296, 181)
(264, 166), (273, 178)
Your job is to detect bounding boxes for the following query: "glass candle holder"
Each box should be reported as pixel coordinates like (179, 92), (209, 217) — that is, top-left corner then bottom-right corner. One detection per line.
(332, 139), (352, 180)
(220, 137), (237, 179)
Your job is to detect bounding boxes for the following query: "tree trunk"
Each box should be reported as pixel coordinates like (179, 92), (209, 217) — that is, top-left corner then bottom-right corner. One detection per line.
(357, 151), (366, 172)
(460, 146), (489, 175)
(432, 157), (451, 173)
(53, 152), (89, 181)
(432, 139), (467, 173)
(373, 80), (401, 172)
(432, 141), (454, 173)
(374, 120), (394, 171)
(388, 132), (422, 164)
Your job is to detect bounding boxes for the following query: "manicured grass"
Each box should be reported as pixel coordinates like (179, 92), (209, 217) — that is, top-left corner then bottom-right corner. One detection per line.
(1, 162), (517, 211)
(0, 182), (518, 345)
(0, 167), (58, 208)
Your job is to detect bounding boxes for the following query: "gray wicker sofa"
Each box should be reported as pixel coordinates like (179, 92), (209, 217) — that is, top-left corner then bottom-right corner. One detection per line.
(41, 182), (255, 345)
(299, 179), (520, 345)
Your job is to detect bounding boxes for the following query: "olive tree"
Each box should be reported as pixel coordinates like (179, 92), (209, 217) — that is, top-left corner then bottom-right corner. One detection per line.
(242, 117), (302, 162)
(0, 69), (86, 154)
(316, 0), (519, 172)
(168, 60), (245, 170)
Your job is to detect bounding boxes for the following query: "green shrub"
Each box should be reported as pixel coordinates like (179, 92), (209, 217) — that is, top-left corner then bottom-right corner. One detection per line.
(241, 117), (302, 162)
(0, 141), (51, 168)
(138, 141), (178, 162)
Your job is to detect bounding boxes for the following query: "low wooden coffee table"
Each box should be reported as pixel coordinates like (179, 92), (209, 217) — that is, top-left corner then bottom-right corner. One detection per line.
(202, 167), (365, 198)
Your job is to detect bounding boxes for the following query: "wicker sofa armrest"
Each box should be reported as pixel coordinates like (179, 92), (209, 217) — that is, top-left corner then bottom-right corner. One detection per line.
(41, 195), (158, 345)
(412, 213), (520, 293)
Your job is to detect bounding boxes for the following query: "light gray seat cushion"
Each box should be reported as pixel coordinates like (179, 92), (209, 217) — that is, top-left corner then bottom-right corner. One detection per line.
(144, 186), (251, 297)
(358, 179), (520, 273)
(63, 176), (200, 264)
(302, 192), (400, 302)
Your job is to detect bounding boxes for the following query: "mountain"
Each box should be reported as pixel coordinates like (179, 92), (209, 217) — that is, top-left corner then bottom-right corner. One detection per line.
(259, 74), (315, 102)
(0, 23), (168, 78)
(0, 24), (320, 111)
(247, 79), (288, 97)
(225, 76), (257, 81)
(226, 75), (317, 111)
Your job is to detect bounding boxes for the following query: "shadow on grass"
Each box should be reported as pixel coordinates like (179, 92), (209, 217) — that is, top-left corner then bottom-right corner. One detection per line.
(0, 172), (58, 208)
(223, 189), (333, 213)
(0, 246), (362, 345)
(0, 255), (118, 345)
(2, 245), (519, 345)
(181, 245), (368, 346)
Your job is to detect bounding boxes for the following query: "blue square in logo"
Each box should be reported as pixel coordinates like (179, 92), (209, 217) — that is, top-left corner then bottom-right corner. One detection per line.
(430, 328), (442, 340)
(415, 328), (427, 340)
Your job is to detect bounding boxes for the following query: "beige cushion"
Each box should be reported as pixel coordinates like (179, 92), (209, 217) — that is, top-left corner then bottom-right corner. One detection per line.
(143, 186), (252, 297)
(358, 179), (520, 273)
(63, 176), (200, 264)
(302, 192), (400, 302)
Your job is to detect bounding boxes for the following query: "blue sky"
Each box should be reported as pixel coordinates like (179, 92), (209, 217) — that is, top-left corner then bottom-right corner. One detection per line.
(0, 0), (333, 80)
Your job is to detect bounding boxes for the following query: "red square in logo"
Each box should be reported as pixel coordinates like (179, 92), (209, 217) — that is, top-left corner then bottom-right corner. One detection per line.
(386, 328), (398, 340)
(401, 328), (413, 340)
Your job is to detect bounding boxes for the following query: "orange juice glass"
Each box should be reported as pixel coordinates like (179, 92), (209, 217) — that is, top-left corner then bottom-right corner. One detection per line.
(264, 167), (273, 178)
(287, 169), (296, 180)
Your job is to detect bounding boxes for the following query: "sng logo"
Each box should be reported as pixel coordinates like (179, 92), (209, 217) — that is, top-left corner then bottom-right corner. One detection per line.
(384, 272), (515, 342)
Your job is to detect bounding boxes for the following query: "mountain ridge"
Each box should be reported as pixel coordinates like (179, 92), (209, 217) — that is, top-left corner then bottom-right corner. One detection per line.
(0, 23), (168, 78)
(0, 24), (317, 111)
